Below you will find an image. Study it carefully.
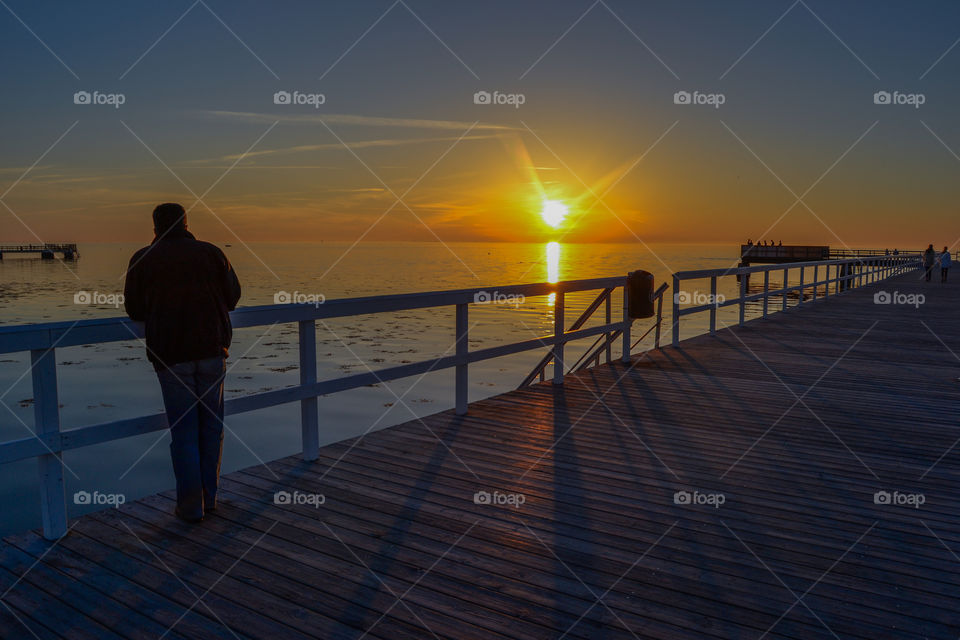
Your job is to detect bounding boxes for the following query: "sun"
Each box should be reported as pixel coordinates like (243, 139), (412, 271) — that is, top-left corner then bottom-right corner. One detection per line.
(540, 200), (568, 228)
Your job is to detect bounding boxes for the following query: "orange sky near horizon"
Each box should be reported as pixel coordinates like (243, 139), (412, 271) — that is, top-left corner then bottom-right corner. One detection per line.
(4, 114), (957, 250)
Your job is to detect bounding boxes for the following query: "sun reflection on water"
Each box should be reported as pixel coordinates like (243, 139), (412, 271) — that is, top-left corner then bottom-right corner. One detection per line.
(546, 241), (560, 305)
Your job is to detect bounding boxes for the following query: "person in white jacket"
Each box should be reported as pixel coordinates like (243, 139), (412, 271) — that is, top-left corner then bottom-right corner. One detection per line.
(938, 247), (952, 283)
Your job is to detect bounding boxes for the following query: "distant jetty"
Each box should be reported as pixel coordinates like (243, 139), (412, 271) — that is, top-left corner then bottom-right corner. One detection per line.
(739, 244), (947, 266)
(0, 243), (79, 260)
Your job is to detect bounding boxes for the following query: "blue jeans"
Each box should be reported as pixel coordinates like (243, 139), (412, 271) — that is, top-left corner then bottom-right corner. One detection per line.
(156, 356), (226, 518)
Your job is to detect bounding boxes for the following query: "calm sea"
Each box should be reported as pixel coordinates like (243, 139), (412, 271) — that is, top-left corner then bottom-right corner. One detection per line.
(0, 241), (763, 534)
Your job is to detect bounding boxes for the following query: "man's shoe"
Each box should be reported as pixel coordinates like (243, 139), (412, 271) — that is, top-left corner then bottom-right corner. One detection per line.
(175, 507), (204, 523)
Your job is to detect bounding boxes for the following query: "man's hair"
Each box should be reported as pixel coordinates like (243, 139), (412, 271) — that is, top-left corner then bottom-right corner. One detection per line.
(153, 203), (186, 234)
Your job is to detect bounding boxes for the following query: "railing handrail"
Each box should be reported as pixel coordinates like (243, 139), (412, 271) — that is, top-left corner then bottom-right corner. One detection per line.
(0, 275), (626, 354)
(671, 253), (923, 347)
(675, 254), (922, 280)
(1, 273), (641, 540)
(0, 243), (78, 250)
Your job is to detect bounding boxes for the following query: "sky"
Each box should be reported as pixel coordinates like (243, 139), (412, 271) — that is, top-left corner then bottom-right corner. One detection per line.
(2, 0), (960, 247)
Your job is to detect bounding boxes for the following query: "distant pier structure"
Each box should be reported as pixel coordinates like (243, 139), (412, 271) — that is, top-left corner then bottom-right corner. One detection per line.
(0, 243), (79, 260)
(740, 244), (829, 265)
(737, 244), (925, 289)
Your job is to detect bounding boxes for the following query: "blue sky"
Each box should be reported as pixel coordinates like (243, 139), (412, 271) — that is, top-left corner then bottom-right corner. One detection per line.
(2, 0), (960, 245)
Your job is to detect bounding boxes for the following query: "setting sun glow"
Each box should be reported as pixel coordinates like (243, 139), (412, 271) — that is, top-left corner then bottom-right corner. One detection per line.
(540, 200), (568, 228)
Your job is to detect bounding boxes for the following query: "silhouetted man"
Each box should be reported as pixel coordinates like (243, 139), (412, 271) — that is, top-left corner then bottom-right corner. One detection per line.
(124, 203), (241, 523)
(924, 244), (936, 282)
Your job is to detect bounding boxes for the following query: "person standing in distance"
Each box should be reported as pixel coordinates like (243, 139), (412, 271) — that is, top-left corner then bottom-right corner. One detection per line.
(923, 244), (936, 282)
(124, 203), (241, 523)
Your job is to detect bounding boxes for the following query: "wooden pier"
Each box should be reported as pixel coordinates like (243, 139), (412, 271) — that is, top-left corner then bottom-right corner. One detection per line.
(2, 261), (958, 638)
(0, 244), (79, 260)
(740, 244), (958, 266)
(740, 244), (830, 264)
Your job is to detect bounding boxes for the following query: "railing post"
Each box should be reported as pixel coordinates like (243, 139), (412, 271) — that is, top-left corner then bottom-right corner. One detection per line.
(710, 275), (718, 334)
(654, 291), (664, 349)
(555, 292), (566, 382)
(762, 271), (769, 317)
(738, 270), (746, 325)
(798, 267), (804, 306)
(31, 347), (66, 540)
(604, 291), (612, 364)
(671, 274), (680, 347)
(455, 303), (469, 414)
(298, 320), (319, 461)
(782, 268), (789, 311)
(812, 265), (818, 301)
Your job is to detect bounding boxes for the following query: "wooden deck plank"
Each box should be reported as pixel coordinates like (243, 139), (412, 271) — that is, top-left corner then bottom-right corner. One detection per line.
(299, 433), (959, 579)
(0, 559), (122, 640)
(83, 502), (462, 640)
(226, 462), (907, 639)
(2, 272), (959, 639)
(0, 540), (188, 640)
(3, 531), (237, 640)
(255, 447), (952, 636)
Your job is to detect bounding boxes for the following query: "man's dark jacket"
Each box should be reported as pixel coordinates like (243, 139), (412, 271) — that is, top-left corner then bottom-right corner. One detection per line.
(124, 228), (241, 369)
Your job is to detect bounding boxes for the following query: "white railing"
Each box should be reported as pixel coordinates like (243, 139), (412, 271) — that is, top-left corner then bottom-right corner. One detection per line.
(671, 254), (923, 346)
(1, 275), (640, 539)
(518, 282), (669, 387)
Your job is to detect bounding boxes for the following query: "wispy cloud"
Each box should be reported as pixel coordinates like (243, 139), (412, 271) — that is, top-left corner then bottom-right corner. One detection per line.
(202, 110), (518, 131)
(196, 134), (499, 163)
